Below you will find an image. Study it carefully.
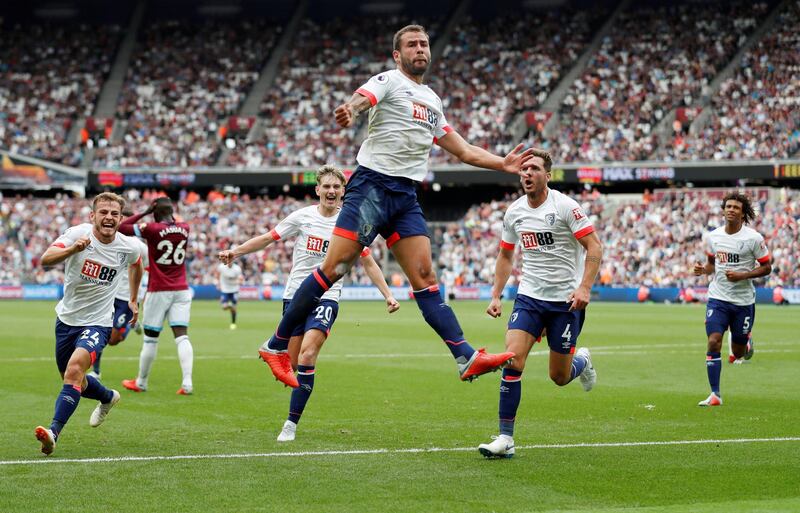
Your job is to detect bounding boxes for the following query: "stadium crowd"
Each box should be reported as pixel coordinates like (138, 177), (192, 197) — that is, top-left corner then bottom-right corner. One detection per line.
(0, 22), (121, 166)
(659, 0), (800, 161)
(539, 1), (771, 163)
(435, 187), (799, 290)
(1, 188), (798, 291)
(94, 19), (280, 168)
(427, 6), (607, 165)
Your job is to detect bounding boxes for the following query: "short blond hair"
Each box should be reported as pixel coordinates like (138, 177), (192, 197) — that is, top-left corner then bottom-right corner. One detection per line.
(316, 165), (346, 186)
(92, 192), (126, 211)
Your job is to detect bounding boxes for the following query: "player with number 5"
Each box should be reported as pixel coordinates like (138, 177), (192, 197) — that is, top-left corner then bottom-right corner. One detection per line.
(119, 197), (194, 395)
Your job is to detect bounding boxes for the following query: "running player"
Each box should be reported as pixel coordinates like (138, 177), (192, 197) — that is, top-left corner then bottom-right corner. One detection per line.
(693, 192), (770, 406)
(217, 261), (243, 330)
(478, 151), (603, 459)
(119, 197), (195, 395)
(260, 24), (535, 387)
(89, 211), (148, 379)
(34, 192), (143, 455)
(218, 165), (399, 440)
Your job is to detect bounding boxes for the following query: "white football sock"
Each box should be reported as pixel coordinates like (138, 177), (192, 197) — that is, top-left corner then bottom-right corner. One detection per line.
(137, 336), (159, 388)
(175, 335), (194, 390)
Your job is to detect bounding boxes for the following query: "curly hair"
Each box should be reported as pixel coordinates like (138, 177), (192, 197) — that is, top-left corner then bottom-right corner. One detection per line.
(721, 192), (755, 224)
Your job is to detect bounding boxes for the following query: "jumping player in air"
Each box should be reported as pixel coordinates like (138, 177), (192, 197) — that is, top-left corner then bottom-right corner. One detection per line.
(477, 151), (603, 459)
(35, 192), (143, 455)
(693, 192), (770, 406)
(119, 197), (195, 395)
(260, 24), (537, 387)
(219, 165), (399, 441)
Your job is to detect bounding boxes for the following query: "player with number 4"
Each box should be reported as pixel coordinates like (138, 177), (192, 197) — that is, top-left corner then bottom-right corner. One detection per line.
(119, 197), (195, 395)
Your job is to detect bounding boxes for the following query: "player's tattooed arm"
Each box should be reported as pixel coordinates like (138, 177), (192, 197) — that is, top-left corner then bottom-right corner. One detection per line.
(41, 236), (90, 266)
(334, 93), (373, 128)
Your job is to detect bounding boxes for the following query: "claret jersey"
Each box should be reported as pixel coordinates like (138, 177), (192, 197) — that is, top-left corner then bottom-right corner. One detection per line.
(134, 220), (190, 291)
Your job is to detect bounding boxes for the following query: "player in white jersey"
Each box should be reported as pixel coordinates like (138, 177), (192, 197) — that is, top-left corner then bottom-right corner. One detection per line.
(34, 192), (143, 455)
(261, 24), (536, 388)
(693, 192), (770, 406)
(217, 262), (243, 329)
(219, 165), (399, 441)
(477, 151), (603, 459)
(89, 231), (148, 378)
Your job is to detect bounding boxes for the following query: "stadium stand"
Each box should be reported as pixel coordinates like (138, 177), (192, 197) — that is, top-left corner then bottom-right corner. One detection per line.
(3, 189), (797, 289)
(0, 22), (121, 166)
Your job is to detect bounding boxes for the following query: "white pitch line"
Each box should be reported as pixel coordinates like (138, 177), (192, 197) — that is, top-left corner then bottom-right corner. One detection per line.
(3, 436), (799, 466)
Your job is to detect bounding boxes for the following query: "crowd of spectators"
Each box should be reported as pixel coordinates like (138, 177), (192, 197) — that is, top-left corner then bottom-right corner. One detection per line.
(0, 22), (120, 166)
(436, 187), (800, 290)
(227, 15), (437, 168)
(2, 187), (797, 292)
(659, 0), (800, 161)
(428, 6), (606, 165)
(539, 1), (770, 163)
(0, 191), (386, 289)
(94, 19), (280, 168)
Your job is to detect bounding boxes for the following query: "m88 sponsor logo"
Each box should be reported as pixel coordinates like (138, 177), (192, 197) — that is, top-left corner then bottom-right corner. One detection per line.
(716, 252), (740, 264)
(521, 232), (554, 250)
(80, 259), (118, 284)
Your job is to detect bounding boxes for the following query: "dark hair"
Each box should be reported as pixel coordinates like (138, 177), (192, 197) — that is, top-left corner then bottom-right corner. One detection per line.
(531, 149), (553, 172)
(153, 197), (174, 221)
(393, 25), (428, 51)
(721, 192), (755, 224)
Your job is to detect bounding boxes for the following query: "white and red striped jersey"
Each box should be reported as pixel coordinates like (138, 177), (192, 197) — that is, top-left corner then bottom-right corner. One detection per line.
(500, 190), (595, 301)
(705, 226), (769, 305)
(52, 223), (142, 327)
(271, 206), (369, 302)
(355, 69), (452, 182)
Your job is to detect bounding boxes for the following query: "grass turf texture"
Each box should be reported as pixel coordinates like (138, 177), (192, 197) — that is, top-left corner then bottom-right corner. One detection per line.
(0, 300), (798, 512)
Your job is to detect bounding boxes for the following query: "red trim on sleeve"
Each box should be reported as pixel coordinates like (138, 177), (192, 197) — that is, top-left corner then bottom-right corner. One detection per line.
(386, 232), (401, 248)
(269, 229), (281, 241)
(333, 227), (359, 241)
(51, 242), (66, 248)
(706, 251), (714, 257)
(433, 126), (454, 145)
(499, 240), (515, 251)
(356, 88), (377, 106)
(133, 256), (142, 266)
(757, 254), (770, 264)
(360, 248), (371, 257)
(573, 226), (595, 239)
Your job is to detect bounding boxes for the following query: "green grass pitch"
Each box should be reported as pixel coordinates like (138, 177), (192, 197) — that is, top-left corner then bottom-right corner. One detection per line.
(1, 300), (798, 512)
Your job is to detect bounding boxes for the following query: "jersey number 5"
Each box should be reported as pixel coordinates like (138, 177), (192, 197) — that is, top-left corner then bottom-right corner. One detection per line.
(155, 240), (187, 265)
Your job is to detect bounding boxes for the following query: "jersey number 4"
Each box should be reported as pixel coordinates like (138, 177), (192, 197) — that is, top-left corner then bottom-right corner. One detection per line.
(155, 240), (187, 265)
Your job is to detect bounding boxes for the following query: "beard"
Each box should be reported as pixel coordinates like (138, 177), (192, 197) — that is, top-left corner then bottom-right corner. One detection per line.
(400, 55), (429, 77)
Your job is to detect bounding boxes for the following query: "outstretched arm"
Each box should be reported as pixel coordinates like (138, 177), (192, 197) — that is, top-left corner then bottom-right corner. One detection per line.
(437, 131), (535, 174)
(487, 246), (515, 318)
(218, 231), (277, 266)
(361, 253), (399, 313)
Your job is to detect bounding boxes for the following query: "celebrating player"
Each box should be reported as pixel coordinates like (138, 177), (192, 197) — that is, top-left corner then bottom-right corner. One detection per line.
(219, 165), (399, 441)
(260, 24), (537, 387)
(35, 192), (143, 455)
(119, 197), (195, 395)
(89, 210), (148, 379)
(478, 151), (603, 459)
(693, 192), (770, 407)
(217, 260), (243, 330)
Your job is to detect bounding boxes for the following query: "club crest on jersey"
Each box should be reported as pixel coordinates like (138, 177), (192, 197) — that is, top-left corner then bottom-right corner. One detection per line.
(510, 312), (519, 323)
(411, 102), (439, 130)
(707, 309), (714, 318)
(118, 252), (128, 265)
(306, 235), (329, 256)
(545, 213), (556, 226)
